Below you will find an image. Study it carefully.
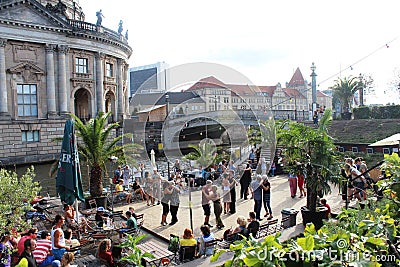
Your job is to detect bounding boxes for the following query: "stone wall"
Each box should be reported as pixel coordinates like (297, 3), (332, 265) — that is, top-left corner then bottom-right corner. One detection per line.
(0, 119), (64, 165)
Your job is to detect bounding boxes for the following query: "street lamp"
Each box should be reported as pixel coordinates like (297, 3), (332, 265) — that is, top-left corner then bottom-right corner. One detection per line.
(109, 156), (118, 214)
(165, 94), (170, 180)
(358, 73), (364, 106)
(310, 62), (317, 118)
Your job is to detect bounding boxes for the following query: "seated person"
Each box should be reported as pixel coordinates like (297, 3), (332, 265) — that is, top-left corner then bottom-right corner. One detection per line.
(97, 239), (114, 267)
(179, 228), (197, 260)
(63, 204), (92, 233)
(197, 225), (215, 256)
(95, 207), (107, 228)
(179, 228), (197, 247)
(118, 211), (137, 238)
(115, 180), (132, 204)
(131, 180), (145, 201)
(247, 212), (260, 238)
(60, 252), (74, 267)
(63, 228), (80, 249)
(226, 216), (249, 240)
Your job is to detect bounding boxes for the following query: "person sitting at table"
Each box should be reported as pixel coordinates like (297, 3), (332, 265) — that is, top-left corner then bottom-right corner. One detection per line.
(197, 225), (215, 256)
(131, 179), (145, 201)
(63, 204), (92, 233)
(115, 179), (132, 204)
(118, 211), (137, 238)
(63, 228), (80, 249)
(95, 207), (108, 228)
(60, 252), (74, 267)
(97, 239), (114, 267)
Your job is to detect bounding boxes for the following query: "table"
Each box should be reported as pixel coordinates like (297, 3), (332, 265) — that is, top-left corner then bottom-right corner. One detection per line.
(136, 241), (175, 267)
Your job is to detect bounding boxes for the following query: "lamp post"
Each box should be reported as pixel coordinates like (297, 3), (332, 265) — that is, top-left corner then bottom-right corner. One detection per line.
(310, 62), (317, 118)
(214, 94), (217, 111)
(358, 73), (364, 106)
(109, 156), (118, 214)
(165, 94), (170, 180)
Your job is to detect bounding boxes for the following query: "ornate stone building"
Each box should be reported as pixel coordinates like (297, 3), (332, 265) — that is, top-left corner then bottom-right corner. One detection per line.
(0, 0), (132, 165)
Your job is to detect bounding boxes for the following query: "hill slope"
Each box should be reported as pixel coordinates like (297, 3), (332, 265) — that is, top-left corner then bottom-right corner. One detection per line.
(328, 119), (400, 144)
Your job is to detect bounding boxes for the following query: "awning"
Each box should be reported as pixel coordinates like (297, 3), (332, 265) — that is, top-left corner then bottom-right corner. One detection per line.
(369, 133), (400, 147)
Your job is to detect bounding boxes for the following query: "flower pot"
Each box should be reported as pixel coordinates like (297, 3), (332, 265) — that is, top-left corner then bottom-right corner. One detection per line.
(300, 206), (328, 230)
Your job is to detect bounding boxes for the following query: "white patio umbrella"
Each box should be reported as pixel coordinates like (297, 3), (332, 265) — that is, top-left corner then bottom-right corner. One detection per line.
(150, 149), (157, 170)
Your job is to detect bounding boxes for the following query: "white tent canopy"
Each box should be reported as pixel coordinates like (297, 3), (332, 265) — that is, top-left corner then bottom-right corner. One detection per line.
(369, 133), (400, 147)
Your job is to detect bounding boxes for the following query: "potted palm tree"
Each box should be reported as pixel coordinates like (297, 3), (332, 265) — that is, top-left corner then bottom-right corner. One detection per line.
(332, 76), (359, 120)
(71, 112), (140, 204)
(277, 110), (340, 229)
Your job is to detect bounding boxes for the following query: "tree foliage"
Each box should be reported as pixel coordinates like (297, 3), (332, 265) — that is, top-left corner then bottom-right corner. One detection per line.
(71, 112), (141, 197)
(0, 167), (41, 235)
(184, 139), (217, 169)
(331, 76), (359, 113)
(277, 110), (340, 211)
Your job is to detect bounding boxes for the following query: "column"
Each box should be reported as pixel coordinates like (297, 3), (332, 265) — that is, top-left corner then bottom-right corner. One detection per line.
(124, 64), (129, 116)
(45, 44), (57, 117)
(117, 59), (124, 121)
(0, 39), (9, 117)
(58, 45), (68, 116)
(95, 52), (104, 114)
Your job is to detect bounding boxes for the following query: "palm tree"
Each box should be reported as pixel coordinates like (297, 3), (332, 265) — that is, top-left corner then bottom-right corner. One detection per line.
(184, 139), (217, 169)
(332, 76), (359, 113)
(71, 112), (139, 197)
(277, 110), (340, 216)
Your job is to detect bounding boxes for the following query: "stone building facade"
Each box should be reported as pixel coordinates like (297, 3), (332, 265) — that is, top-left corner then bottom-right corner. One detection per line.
(0, 0), (132, 165)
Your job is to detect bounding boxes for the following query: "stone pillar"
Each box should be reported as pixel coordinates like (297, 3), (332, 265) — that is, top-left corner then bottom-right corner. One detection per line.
(45, 44), (57, 117)
(58, 45), (69, 116)
(95, 52), (105, 114)
(0, 39), (9, 117)
(124, 64), (129, 116)
(117, 59), (124, 121)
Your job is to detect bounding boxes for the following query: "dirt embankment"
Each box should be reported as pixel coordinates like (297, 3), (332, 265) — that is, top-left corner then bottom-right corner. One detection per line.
(328, 119), (400, 144)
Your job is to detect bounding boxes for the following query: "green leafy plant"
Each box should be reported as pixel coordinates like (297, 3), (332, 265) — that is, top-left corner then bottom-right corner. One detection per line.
(71, 112), (141, 197)
(184, 139), (218, 169)
(331, 76), (359, 113)
(118, 234), (154, 267)
(0, 167), (41, 234)
(277, 110), (341, 212)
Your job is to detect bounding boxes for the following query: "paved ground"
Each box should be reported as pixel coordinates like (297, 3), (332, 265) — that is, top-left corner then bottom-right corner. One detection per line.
(113, 174), (343, 242)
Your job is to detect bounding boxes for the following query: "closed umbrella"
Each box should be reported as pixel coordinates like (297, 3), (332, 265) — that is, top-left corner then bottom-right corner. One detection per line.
(150, 149), (156, 171)
(56, 120), (85, 205)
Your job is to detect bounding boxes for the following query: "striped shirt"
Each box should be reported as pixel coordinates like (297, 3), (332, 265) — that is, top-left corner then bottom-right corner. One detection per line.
(32, 239), (51, 264)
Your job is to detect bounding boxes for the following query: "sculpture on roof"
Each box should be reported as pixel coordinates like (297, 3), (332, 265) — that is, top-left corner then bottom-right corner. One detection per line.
(96, 10), (104, 26)
(118, 20), (123, 35)
(125, 30), (129, 40)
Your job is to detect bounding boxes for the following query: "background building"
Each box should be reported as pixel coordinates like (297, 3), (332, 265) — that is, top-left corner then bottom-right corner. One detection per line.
(128, 62), (169, 95)
(0, 0), (132, 165)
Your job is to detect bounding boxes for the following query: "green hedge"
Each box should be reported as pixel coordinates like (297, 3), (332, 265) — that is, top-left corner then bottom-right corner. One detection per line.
(353, 105), (400, 119)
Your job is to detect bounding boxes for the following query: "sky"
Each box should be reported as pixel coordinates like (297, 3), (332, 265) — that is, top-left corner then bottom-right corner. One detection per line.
(79, 0), (400, 105)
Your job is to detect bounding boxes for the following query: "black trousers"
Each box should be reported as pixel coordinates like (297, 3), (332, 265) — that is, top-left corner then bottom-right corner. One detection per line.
(170, 204), (179, 222)
(240, 182), (250, 199)
(229, 188), (236, 214)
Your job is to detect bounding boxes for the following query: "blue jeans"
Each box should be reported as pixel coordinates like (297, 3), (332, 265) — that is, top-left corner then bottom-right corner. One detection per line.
(38, 255), (55, 267)
(253, 199), (262, 220)
(52, 248), (66, 260)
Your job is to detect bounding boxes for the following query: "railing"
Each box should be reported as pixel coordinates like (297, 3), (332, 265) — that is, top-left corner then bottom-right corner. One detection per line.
(68, 20), (128, 44)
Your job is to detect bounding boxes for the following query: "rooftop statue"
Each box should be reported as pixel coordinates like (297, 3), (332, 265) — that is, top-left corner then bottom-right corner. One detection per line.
(96, 9), (104, 26)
